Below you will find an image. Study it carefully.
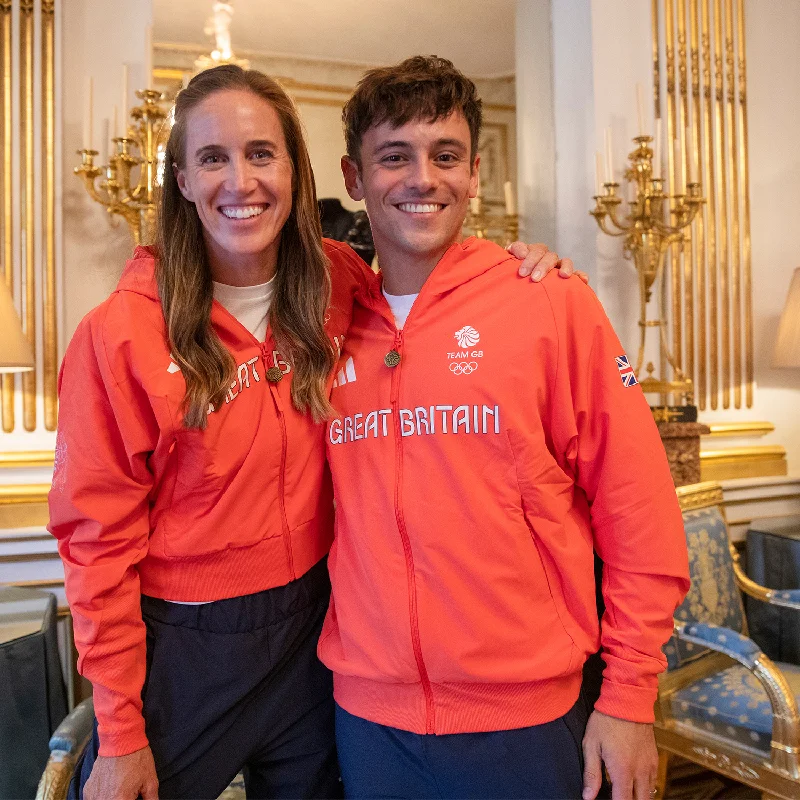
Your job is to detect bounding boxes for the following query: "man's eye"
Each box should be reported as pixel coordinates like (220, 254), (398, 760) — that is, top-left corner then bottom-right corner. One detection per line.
(382, 154), (404, 163)
(437, 153), (458, 163)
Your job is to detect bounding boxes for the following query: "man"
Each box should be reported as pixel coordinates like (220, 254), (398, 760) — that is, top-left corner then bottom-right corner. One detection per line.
(320, 56), (690, 800)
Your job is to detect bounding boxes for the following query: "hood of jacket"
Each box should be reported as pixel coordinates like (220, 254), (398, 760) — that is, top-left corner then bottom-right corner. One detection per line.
(358, 236), (516, 309)
(115, 245), (161, 301)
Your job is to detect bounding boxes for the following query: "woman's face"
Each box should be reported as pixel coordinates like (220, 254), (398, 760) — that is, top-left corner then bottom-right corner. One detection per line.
(175, 88), (294, 284)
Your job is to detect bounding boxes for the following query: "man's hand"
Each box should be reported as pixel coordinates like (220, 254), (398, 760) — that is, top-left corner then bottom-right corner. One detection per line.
(84, 746), (159, 800)
(506, 241), (589, 284)
(582, 710), (658, 800)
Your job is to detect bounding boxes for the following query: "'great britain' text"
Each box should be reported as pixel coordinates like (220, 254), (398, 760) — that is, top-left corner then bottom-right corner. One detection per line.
(329, 404), (500, 445)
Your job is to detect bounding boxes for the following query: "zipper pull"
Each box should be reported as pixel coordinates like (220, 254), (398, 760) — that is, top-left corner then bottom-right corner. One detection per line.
(261, 341), (283, 383)
(384, 330), (403, 368)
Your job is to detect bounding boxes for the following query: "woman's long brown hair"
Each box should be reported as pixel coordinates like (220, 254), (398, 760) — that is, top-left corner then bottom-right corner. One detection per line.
(157, 64), (334, 428)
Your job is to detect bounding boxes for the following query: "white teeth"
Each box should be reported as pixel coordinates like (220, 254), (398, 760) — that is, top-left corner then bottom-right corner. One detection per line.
(220, 205), (266, 219)
(398, 203), (443, 213)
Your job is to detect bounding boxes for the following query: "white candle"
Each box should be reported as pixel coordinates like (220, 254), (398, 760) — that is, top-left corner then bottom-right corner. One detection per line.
(604, 127), (614, 183)
(120, 63), (128, 136)
(636, 83), (645, 136)
(101, 118), (109, 164)
(654, 119), (662, 179)
(112, 105), (119, 141)
(595, 151), (604, 195)
(83, 76), (93, 150)
(503, 181), (516, 216)
(145, 24), (153, 88)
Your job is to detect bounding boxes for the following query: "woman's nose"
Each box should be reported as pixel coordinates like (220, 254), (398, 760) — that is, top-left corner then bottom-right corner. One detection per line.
(226, 156), (256, 193)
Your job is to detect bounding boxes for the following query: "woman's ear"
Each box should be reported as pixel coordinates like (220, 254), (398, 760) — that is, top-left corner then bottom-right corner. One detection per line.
(173, 162), (194, 202)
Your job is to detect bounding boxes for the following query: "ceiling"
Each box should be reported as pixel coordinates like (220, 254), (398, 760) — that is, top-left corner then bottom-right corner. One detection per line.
(153, 0), (517, 77)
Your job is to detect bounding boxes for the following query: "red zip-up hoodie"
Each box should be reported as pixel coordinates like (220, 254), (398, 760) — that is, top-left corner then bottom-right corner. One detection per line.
(48, 240), (369, 757)
(320, 238), (690, 734)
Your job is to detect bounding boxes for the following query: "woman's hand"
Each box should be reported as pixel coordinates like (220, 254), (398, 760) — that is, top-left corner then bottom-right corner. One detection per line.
(84, 746), (159, 800)
(507, 241), (589, 284)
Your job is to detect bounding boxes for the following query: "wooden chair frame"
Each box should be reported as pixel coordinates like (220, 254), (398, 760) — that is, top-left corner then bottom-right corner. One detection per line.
(654, 481), (800, 800)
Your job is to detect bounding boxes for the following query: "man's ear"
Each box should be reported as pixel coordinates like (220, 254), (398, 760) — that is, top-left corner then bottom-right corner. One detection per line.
(341, 156), (364, 202)
(173, 163), (194, 203)
(469, 154), (481, 199)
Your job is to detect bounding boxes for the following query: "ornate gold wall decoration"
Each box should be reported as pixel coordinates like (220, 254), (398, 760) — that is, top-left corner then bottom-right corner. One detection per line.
(0, 0), (59, 434)
(43, 0), (57, 430)
(654, 0), (753, 410)
(21, 0), (35, 431)
(1, 0), (15, 432)
(700, 445), (788, 481)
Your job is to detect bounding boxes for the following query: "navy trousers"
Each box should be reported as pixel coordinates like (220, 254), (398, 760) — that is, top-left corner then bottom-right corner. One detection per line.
(70, 558), (341, 800)
(335, 695), (588, 799)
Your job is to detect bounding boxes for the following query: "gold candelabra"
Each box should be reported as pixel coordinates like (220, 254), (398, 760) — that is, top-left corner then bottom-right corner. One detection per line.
(75, 89), (169, 246)
(590, 134), (704, 404)
(464, 196), (519, 247)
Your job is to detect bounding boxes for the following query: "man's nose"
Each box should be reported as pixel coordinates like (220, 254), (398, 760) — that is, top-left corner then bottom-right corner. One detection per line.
(405, 159), (437, 193)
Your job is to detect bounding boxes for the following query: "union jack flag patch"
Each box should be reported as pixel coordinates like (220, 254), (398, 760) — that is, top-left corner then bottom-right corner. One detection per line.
(615, 354), (638, 387)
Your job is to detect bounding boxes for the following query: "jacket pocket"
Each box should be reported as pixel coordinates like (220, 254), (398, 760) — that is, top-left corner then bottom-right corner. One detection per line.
(504, 427), (585, 672)
(161, 423), (282, 558)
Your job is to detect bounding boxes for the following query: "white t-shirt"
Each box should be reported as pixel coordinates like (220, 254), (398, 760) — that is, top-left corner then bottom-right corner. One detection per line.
(167, 277), (274, 605)
(382, 288), (419, 330)
(212, 277), (275, 342)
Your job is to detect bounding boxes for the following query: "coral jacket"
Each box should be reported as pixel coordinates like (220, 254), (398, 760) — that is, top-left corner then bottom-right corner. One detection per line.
(48, 241), (368, 757)
(320, 238), (690, 734)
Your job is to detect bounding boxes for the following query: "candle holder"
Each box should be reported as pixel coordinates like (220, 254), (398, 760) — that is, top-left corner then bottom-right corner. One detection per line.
(590, 134), (704, 405)
(464, 196), (519, 246)
(74, 89), (170, 246)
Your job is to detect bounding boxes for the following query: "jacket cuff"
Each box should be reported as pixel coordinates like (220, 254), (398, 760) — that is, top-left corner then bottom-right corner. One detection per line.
(96, 707), (149, 757)
(595, 680), (657, 723)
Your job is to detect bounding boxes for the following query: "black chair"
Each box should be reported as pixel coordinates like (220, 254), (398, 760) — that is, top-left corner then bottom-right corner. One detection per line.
(0, 587), (68, 800)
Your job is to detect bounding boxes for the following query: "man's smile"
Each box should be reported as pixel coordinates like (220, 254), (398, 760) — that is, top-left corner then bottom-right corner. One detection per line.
(396, 202), (445, 214)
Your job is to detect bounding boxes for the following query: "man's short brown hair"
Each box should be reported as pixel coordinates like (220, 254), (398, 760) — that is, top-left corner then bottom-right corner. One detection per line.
(343, 55), (483, 164)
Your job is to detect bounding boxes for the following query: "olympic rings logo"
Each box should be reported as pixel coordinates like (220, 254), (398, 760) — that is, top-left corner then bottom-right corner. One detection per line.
(449, 361), (478, 375)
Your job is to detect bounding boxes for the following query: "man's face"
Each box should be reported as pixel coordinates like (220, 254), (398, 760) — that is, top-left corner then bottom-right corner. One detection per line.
(342, 113), (479, 268)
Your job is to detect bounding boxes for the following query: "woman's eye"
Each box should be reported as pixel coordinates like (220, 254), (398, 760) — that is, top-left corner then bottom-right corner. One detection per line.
(252, 150), (273, 161)
(200, 154), (222, 165)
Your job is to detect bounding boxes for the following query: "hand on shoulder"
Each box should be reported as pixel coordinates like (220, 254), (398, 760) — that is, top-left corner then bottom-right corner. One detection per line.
(506, 241), (589, 284)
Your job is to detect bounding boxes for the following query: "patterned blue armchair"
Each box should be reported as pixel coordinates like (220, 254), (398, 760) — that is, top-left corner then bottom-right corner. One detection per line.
(654, 481), (800, 800)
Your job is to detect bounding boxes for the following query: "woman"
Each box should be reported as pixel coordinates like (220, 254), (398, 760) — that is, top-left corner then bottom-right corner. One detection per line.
(50, 65), (565, 800)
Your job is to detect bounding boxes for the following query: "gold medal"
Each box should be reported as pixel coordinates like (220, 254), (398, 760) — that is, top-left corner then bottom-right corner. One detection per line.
(384, 350), (401, 368)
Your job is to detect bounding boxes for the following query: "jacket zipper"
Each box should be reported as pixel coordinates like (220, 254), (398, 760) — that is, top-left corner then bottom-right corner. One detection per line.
(262, 340), (295, 580)
(388, 327), (436, 733)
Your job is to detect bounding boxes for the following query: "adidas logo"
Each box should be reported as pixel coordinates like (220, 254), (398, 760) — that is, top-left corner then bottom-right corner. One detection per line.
(333, 356), (356, 388)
